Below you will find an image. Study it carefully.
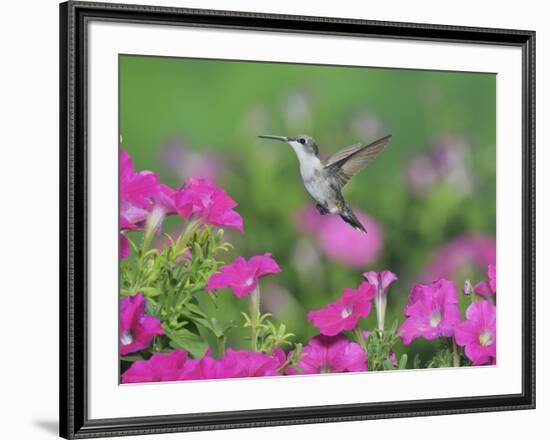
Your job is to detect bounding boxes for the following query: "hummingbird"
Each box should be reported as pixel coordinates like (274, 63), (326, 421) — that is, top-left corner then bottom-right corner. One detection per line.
(258, 133), (392, 233)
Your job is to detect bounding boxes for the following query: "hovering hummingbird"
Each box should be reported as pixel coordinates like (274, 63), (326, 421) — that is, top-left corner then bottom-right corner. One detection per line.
(258, 134), (392, 233)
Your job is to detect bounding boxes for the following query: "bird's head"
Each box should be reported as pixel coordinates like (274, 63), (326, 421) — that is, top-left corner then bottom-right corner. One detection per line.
(258, 134), (319, 157)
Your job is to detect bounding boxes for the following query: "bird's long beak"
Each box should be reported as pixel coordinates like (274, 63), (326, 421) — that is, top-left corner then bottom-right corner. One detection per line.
(258, 135), (288, 142)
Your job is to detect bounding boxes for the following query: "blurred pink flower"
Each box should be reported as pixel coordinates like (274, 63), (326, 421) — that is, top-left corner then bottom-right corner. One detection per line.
(120, 293), (164, 355)
(293, 335), (367, 374)
(406, 134), (472, 195)
(473, 264), (497, 299)
(162, 140), (222, 183)
(424, 234), (496, 283)
(398, 279), (460, 344)
(175, 177), (243, 233)
(307, 282), (375, 336)
(120, 149), (159, 225)
(455, 300), (496, 366)
(350, 109), (387, 141)
(207, 253), (281, 298)
(363, 270), (398, 330)
(407, 156), (437, 192)
(295, 205), (325, 233)
(430, 135), (472, 192)
(261, 282), (294, 315)
(297, 206), (383, 268)
(121, 349), (188, 383)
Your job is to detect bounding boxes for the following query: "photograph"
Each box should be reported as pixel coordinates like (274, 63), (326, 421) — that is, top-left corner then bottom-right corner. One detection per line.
(118, 55), (497, 384)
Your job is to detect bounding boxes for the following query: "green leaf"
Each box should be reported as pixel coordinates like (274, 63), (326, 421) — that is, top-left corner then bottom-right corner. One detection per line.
(140, 287), (161, 297)
(120, 353), (144, 362)
(413, 354), (422, 369)
(382, 360), (395, 370)
(398, 354), (408, 370)
(185, 302), (209, 319)
(127, 236), (139, 255)
(165, 328), (208, 359)
(162, 232), (176, 248)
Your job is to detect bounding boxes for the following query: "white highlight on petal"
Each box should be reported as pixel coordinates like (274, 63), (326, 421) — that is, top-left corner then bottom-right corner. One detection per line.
(429, 310), (442, 328)
(479, 330), (494, 346)
(120, 330), (134, 346)
(244, 277), (254, 287)
(341, 305), (354, 319)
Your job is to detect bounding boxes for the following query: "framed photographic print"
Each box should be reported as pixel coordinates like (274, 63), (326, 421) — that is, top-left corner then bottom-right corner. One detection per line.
(59, 1), (536, 438)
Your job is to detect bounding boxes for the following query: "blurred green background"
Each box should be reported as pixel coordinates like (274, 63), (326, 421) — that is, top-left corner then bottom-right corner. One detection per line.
(120, 55), (496, 363)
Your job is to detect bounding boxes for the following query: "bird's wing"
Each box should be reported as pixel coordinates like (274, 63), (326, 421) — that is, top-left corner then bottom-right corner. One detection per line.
(323, 134), (392, 187)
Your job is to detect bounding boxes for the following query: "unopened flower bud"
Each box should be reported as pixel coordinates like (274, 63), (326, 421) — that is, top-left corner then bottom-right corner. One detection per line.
(462, 280), (473, 296)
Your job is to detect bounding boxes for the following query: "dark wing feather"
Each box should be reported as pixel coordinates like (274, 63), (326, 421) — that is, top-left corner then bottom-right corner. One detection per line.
(323, 134), (392, 187)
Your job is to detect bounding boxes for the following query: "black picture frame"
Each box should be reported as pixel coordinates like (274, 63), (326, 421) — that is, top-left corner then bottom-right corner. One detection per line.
(59, 1), (536, 438)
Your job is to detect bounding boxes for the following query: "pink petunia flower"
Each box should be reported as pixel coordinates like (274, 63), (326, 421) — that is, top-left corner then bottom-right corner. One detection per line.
(388, 351), (398, 369)
(178, 348), (283, 380)
(174, 177), (243, 233)
(120, 235), (131, 260)
(223, 348), (282, 377)
(120, 293), (164, 355)
(363, 270), (398, 330)
(398, 279), (461, 344)
(178, 350), (240, 380)
(206, 253), (281, 298)
(424, 234), (496, 283)
(293, 335), (367, 374)
(297, 206), (383, 268)
(154, 183), (177, 216)
(121, 349), (188, 383)
(473, 264), (497, 299)
(307, 282), (376, 336)
(119, 216), (136, 260)
(454, 300), (496, 366)
(120, 215), (136, 231)
(120, 149), (160, 225)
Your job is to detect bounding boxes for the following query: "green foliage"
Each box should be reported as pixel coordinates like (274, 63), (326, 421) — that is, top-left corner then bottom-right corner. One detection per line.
(426, 338), (464, 369)
(120, 221), (235, 358)
(242, 311), (296, 354)
(364, 321), (408, 371)
(427, 348), (454, 369)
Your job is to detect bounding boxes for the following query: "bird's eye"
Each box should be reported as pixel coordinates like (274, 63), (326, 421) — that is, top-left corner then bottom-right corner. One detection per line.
(299, 138), (306, 144)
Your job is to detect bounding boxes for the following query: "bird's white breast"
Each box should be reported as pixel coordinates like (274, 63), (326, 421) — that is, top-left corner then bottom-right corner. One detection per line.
(288, 141), (323, 180)
(288, 141), (334, 209)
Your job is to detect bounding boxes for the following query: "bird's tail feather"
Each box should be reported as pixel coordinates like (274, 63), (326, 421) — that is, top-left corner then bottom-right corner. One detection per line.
(340, 208), (367, 233)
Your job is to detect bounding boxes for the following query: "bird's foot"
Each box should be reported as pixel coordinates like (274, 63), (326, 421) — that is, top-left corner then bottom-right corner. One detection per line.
(315, 203), (330, 215)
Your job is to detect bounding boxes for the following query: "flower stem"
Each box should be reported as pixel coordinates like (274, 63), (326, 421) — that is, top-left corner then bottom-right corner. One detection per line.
(217, 336), (226, 358)
(452, 339), (460, 368)
(353, 326), (368, 355)
(249, 285), (261, 351)
(375, 293), (387, 331)
(173, 219), (200, 257)
(141, 208), (165, 254)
